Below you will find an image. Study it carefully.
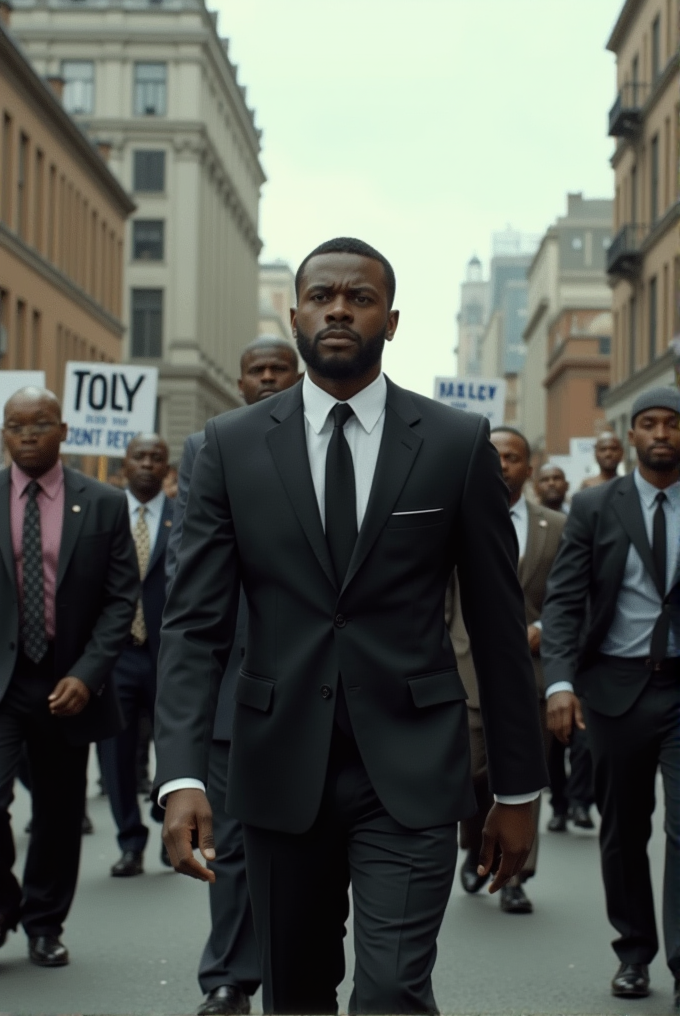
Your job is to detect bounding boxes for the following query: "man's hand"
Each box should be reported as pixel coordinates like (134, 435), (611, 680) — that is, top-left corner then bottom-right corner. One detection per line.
(547, 690), (585, 744)
(163, 788), (216, 883)
(527, 624), (541, 654)
(48, 677), (91, 717)
(477, 801), (536, 893)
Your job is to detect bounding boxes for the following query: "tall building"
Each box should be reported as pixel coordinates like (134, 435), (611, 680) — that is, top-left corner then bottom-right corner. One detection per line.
(603, 0), (680, 457)
(521, 193), (613, 457)
(455, 255), (489, 375)
(259, 260), (295, 344)
(0, 8), (133, 394)
(11, 0), (265, 460)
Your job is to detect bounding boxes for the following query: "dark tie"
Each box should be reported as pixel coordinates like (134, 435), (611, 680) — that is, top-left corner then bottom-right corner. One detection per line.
(650, 491), (669, 663)
(21, 480), (48, 664)
(325, 403), (357, 586)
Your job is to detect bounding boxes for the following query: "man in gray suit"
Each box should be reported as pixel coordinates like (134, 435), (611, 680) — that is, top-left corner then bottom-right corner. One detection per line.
(166, 336), (301, 1016)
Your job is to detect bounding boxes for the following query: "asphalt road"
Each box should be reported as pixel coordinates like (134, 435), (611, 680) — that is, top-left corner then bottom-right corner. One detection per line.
(0, 760), (675, 1016)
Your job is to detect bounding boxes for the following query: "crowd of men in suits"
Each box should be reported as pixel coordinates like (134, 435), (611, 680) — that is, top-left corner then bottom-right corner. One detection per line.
(0, 237), (678, 1014)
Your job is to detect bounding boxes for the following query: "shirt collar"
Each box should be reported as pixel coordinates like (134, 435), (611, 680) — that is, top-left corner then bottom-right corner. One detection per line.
(633, 468), (680, 509)
(126, 487), (166, 519)
(510, 494), (528, 522)
(11, 459), (64, 500)
(302, 372), (387, 436)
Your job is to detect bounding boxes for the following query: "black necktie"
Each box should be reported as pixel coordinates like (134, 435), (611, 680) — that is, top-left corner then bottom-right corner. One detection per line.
(650, 491), (669, 663)
(325, 403), (357, 586)
(21, 480), (48, 664)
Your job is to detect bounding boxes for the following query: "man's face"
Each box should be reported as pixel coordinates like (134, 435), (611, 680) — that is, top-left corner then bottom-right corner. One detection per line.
(238, 348), (300, 405)
(292, 253), (398, 381)
(490, 432), (532, 501)
(535, 467), (568, 509)
(123, 438), (169, 501)
(3, 395), (67, 477)
(595, 437), (623, 473)
(629, 410), (680, 473)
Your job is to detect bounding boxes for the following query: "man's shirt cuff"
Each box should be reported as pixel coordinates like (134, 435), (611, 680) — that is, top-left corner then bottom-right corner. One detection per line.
(545, 681), (574, 698)
(531, 619), (542, 630)
(158, 778), (206, 806)
(494, 791), (542, 805)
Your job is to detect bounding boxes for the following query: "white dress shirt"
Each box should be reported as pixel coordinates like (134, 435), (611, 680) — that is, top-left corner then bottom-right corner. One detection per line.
(160, 373), (536, 805)
(125, 488), (166, 552)
(510, 495), (528, 558)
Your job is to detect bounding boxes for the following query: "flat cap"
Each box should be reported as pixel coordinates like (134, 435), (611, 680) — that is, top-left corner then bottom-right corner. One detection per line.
(631, 386), (680, 422)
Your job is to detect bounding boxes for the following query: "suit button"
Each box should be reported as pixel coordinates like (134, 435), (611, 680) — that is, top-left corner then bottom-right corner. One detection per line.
(320, 685), (333, 699)
(334, 614), (346, 628)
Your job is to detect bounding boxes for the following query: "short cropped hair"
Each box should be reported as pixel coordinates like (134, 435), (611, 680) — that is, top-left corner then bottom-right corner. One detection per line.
(295, 237), (396, 309)
(490, 426), (531, 462)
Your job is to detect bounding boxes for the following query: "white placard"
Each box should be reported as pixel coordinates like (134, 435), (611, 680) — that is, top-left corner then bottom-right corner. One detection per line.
(0, 371), (46, 415)
(433, 376), (507, 428)
(61, 362), (158, 458)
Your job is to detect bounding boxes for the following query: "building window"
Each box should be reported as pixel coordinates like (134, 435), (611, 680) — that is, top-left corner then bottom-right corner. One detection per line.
(652, 15), (661, 82)
(17, 133), (28, 240)
(571, 236), (583, 250)
(0, 288), (8, 359)
(629, 295), (636, 375)
(133, 150), (165, 192)
(649, 276), (658, 361)
(134, 63), (166, 116)
(2, 114), (12, 226)
(133, 220), (164, 260)
(131, 289), (163, 357)
(650, 135), (659, 226)
(598, 336), (611, 355)
(596, 384), (609, 408)
(62, 61), (94, 115)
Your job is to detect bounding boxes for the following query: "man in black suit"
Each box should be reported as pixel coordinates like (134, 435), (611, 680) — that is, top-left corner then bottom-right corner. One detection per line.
(0, 387), (138, 967)
(100, 434), (173, 877)
(166, 336), (301, 1016)
(155, 238), (547, 1015)
(542, 387), (680, 1007)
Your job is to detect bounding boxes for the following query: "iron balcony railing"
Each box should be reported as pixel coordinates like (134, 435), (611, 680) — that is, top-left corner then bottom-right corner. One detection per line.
(609, 82), (651, 137)
(607, 224), (647, 278)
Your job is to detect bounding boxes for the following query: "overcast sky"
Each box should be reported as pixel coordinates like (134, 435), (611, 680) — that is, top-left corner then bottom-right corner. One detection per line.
(212, 0), (623, 396)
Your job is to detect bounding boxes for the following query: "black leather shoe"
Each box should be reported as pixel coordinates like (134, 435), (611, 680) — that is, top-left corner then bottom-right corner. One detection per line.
(81, 813), (94, 835)
(0, 909), (19, 948)
(459, 850), (489, 894)
(160, 842), (173, 868)
(110, 850), (144, 877)
(571, 804), (595, 830)
(547, 813), (568, 832)
(29, 935), (69, 967)
(197, 985), (251, 1016)
(500, 881), (533, 914)
(611, 962), (650, 998)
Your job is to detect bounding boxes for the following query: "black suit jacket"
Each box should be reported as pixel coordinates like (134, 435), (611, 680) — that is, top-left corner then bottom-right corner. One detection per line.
(541, 472), (679, 716)
(140, 493), (174, 663)
(0, 466), (139, 744)
(155, 377), (547, 834)
(166, 431), (247, 741)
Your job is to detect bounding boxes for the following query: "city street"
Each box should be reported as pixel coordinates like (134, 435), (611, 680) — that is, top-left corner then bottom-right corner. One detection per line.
(0, 764), (675, 1016)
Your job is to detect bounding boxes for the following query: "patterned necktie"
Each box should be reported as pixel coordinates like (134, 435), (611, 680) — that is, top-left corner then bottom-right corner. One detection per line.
(21, 480), (48, 664)
(131, 505), (150, 644)
(325, 403), (358, 586)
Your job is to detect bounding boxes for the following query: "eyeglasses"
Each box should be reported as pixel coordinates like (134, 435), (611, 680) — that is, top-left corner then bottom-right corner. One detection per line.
(3, 422), (59, 437)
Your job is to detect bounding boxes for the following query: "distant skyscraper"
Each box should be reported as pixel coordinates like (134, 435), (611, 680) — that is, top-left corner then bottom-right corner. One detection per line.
(455, 255), (489, 376)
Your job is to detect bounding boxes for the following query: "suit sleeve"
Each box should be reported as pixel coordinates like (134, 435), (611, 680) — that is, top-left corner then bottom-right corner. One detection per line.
(455, 418), (548, 796)
(540, 494), (594, 689)
(68, 494), (139, 692)
(154, 419), (241, 792)
(165, 435), (198, 592)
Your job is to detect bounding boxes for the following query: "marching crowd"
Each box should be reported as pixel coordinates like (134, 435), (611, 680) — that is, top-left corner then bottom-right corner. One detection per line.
(0, 237), (678, 1015)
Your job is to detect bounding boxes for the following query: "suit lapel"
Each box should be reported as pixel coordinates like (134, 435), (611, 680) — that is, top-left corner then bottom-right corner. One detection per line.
(57, 468), (89, 589)
(266, 383), (337, 591)
(611, 473), (663, 597)
(0, 469), (16, 591)
(519, 501), (547, 590)
(341, 380), (423, 594)
(146, 495), (173, 577)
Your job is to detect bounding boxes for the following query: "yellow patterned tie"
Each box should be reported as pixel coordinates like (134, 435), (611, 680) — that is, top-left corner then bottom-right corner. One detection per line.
(131, 505), (150, 644)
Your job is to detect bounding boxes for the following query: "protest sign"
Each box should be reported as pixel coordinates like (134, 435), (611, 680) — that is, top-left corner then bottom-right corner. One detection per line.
(433, 376), (507, 428)
(61, 363), (158, 458)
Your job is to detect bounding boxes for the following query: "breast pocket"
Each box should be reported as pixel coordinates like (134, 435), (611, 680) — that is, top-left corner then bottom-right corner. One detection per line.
(386, 510), (447, 530)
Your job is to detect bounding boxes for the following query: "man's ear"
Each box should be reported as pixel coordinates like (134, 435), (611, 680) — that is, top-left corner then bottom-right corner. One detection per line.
(385, 309), (399, 342)
(237, 378), (245, 396)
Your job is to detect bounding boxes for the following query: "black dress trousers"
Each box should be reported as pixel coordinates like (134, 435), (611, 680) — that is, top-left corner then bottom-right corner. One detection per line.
(0, 648), (88, 937)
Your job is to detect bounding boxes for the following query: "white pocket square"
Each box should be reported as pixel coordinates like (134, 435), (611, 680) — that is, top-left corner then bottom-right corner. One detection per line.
(391, 508), (444, 516)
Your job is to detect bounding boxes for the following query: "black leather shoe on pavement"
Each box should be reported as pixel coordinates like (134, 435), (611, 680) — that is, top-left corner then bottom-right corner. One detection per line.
(547, 813), (568, 832)
(459, 850), (489, 894)
(197, 985), (251, 1016)
(611, 963), (650, 998)
(500, 880), (533, 914)
(110, 850), (144, 877)
(29, 936), (69, 967)
(571, 804), (595, 830)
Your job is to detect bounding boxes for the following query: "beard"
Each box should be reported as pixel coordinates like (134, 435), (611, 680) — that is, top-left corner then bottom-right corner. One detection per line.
(296, 323), (387, 380)
(637, 445), (680, 472)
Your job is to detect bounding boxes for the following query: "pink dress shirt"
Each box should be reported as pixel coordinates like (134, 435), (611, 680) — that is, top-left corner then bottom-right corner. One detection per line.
(10, 460), (65, 641)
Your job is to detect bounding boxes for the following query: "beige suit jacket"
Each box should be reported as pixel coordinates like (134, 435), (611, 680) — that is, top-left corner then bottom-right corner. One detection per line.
(447, 500), (566, 708)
